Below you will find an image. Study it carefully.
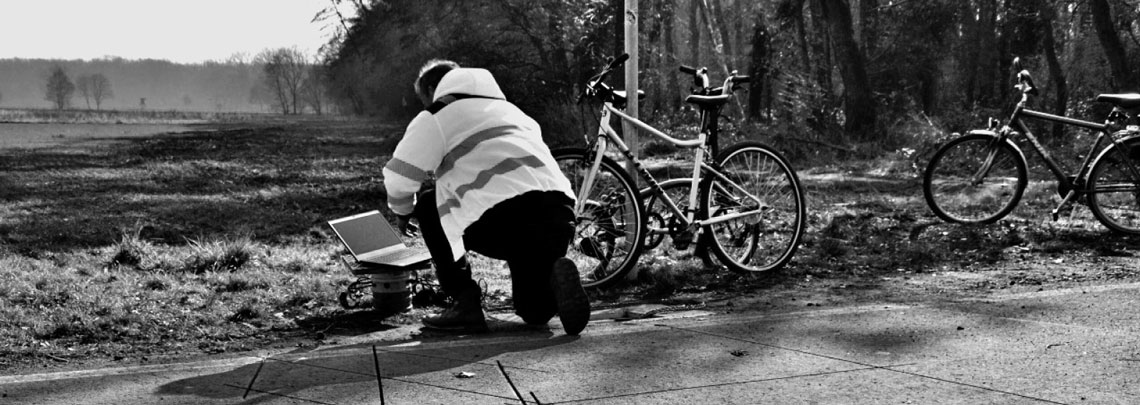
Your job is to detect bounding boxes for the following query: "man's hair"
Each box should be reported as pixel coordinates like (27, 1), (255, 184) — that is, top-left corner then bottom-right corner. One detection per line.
(415, 59), (460, 101)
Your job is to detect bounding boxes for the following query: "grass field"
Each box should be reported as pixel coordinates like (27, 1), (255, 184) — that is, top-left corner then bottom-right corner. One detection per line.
(2, 115), (1138, 374)
(0, 118), (469, 371)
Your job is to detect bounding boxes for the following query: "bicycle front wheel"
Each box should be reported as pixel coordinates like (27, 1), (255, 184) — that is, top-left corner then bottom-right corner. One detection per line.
(699, 141), (805, 273)
(1088, 136), (1140, 234)
(923, 134), (1027, 224)
(553, 148), (646, 289)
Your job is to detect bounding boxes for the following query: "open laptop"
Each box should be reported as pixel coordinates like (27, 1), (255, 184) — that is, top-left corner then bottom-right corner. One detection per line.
(327, 210), (432, 268)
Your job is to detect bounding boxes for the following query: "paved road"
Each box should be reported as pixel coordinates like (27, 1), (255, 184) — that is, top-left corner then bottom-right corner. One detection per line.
(2, 283), (1138, 404)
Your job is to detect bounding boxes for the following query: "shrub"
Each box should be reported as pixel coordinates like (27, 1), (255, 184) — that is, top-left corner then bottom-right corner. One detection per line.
(182, 234), (257, 274)
(109, 226), (153, 268)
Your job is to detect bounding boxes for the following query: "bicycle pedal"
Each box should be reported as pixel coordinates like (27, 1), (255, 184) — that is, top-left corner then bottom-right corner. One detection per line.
(671, 229), (696, 249)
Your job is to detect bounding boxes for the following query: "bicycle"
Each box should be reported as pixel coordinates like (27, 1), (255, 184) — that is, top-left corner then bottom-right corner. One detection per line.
(554, 54), (806, 289)
(923, 57), (1140, 234)
(640, 65), (745, 265)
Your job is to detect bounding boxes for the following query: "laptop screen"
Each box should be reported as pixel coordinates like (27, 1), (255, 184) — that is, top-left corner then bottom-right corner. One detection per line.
(328, 211), (403, 256)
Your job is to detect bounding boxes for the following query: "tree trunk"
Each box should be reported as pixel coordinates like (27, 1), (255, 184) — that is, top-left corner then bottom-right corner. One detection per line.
(792, 0), (811, 74)
(613, 0), (625, 58)
(978, 0), (998, 105)
(819, 0), (876, 135)
(546, 0), (571, 97)
(689, 0), (701, 65)
(663, 0), (680, 111)
(647, 0), (665, 112)
(808, 0), (831, 92)
(958, 0), (979, 107)
(710, 0), (733, 62)
(1040, 0), (1067, 142)
(733, 0), (745, 69)
(1090, 0), (1132, 90)
(697, 0), (731, 73)
(748, 15), (771, 121)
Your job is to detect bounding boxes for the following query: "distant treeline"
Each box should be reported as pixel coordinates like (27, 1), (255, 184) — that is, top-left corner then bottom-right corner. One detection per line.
(0, 58), (269, 113)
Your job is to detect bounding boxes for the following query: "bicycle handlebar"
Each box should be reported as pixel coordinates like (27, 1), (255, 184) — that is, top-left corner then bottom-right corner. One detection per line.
(680, 64), (750, 96)
(679, 65), (710, 91)
(579, 53), (630, 104)
(610, 53), (630, 70)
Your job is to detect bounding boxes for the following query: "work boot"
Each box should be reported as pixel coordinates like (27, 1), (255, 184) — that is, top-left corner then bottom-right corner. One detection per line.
(550, 258), (590, 335)
(422, 295), (488, 332)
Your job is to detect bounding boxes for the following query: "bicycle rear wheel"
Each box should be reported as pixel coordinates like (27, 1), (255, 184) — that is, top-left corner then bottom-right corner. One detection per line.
(1087, 136), (1140, 234)
(699, 141), (805, 273)
(553, 148), (645, 289)
(923, 134), (1027, 224)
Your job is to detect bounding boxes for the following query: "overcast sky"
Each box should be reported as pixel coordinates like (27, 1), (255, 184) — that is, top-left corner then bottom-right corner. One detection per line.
(0, 0), (353, 63)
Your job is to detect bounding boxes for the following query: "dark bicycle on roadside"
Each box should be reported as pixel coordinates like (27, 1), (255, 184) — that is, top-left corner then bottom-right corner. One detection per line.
(923, 57), (1140, 233)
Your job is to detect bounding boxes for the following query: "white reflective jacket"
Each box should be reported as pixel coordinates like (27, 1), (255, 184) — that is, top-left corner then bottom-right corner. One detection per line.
(382, 68), (575, 259)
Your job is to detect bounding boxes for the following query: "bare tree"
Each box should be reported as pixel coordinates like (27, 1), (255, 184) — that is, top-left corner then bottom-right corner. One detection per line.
(45, 65), (75, 110)
(301, 63), (327, 115)
(256, 48), (308, 114)
(76, 75), (92, 109)
(90, 74), (113, 110)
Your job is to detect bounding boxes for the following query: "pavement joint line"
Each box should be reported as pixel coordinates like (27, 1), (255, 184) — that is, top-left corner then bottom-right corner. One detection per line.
(658, 324), (1068, 404)
(258, 345), (551, 376)
(545, 366), (881, 404)
(372, 345), (385, 404)
(241, 360), (265, 399)
(222, 383), (337, 405)
(257, 354), (520, 402)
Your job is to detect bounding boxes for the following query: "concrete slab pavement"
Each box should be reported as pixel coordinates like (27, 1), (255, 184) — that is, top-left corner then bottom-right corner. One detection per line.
(2, 282), (1138, 404)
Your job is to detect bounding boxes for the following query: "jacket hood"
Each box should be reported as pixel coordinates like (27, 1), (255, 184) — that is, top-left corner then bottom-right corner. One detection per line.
(432, 68), (507, 101)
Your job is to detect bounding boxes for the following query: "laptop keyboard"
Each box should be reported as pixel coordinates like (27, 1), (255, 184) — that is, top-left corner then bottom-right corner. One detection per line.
(375, 249), (426, 262)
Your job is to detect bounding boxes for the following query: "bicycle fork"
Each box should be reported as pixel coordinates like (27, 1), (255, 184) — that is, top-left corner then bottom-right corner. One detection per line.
(573, 137), (608, 216)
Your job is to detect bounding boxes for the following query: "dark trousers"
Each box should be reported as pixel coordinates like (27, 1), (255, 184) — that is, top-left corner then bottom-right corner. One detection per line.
(414, 189), (575, 321)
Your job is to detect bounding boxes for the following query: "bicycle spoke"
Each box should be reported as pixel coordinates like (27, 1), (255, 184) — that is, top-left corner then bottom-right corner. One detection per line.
(1088, 138), (1140, 234)
(923, 135), (1026, 224)
(554, 149), (644, 288)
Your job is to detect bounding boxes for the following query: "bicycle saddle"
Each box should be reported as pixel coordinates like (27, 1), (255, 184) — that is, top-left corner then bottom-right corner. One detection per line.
(1095, 93), (1140, 109)
(684, 94), (732, 108)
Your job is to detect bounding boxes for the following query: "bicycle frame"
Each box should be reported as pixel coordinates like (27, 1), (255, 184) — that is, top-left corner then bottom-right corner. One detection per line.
(993, 96), (1140, 216)
(577, 101), (766, 231)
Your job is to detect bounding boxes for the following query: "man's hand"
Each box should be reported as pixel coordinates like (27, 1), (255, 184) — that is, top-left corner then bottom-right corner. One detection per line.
(396, 214), (419, 237)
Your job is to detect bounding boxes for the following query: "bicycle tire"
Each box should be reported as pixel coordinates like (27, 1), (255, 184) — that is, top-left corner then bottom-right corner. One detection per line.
(640, 178), (716, 266)
(699, 141), (805, 273)
(552, 148), (646, 289)
(922, 133), (1027, 224)
(1087, 136), (1140, 234)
